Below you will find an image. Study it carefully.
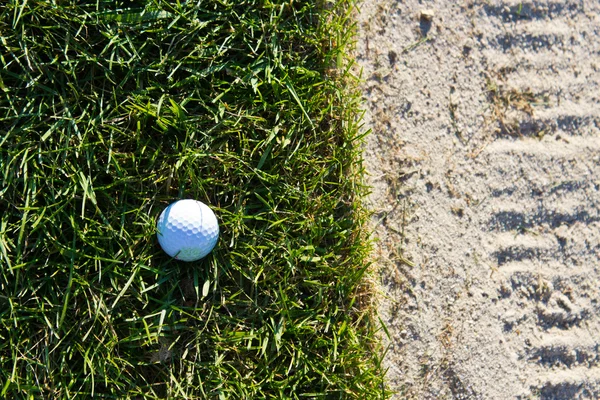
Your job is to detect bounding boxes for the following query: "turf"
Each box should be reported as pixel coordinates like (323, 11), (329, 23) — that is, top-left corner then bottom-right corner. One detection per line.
(0, 1), (387, 398)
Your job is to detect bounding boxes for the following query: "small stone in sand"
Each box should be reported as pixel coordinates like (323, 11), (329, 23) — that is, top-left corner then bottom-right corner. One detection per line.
(420, 9), (435, 21)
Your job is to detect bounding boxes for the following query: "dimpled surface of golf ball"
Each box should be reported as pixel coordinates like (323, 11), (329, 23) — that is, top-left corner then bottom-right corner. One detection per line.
(157, 199), (219, 262)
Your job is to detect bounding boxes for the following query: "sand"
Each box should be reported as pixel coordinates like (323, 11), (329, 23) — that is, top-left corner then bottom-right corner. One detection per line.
(355, 1), (600, 398)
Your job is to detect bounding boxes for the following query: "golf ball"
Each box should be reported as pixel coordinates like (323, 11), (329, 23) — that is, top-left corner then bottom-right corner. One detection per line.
(156, 199), (219, 262)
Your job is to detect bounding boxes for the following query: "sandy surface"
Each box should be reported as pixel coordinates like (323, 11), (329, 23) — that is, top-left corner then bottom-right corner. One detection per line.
(356, 1), (600, 399)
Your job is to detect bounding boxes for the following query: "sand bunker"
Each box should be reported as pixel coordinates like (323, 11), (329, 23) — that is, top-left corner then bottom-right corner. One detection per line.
(357, 1), (600, 398)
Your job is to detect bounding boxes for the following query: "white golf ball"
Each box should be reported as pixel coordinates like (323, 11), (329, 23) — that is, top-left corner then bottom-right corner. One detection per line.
(156, 199), (219, 262)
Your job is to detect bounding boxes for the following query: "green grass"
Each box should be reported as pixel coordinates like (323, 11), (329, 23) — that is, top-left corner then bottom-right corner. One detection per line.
(0, 0), (388, 398)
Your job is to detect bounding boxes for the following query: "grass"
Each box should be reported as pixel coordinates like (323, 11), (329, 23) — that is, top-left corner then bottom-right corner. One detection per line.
(0, 0), (388, 398)
(485, 69), (551, 138)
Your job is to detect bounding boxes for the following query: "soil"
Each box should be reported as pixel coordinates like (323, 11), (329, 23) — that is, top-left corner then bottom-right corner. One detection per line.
(355, 1), (600, 399)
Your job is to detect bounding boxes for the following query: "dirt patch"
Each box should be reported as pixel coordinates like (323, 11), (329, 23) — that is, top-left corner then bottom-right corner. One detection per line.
(356, 1), (600, 398)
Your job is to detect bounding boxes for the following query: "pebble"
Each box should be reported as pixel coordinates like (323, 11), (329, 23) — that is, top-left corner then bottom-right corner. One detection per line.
(420, 9), (435, 21)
